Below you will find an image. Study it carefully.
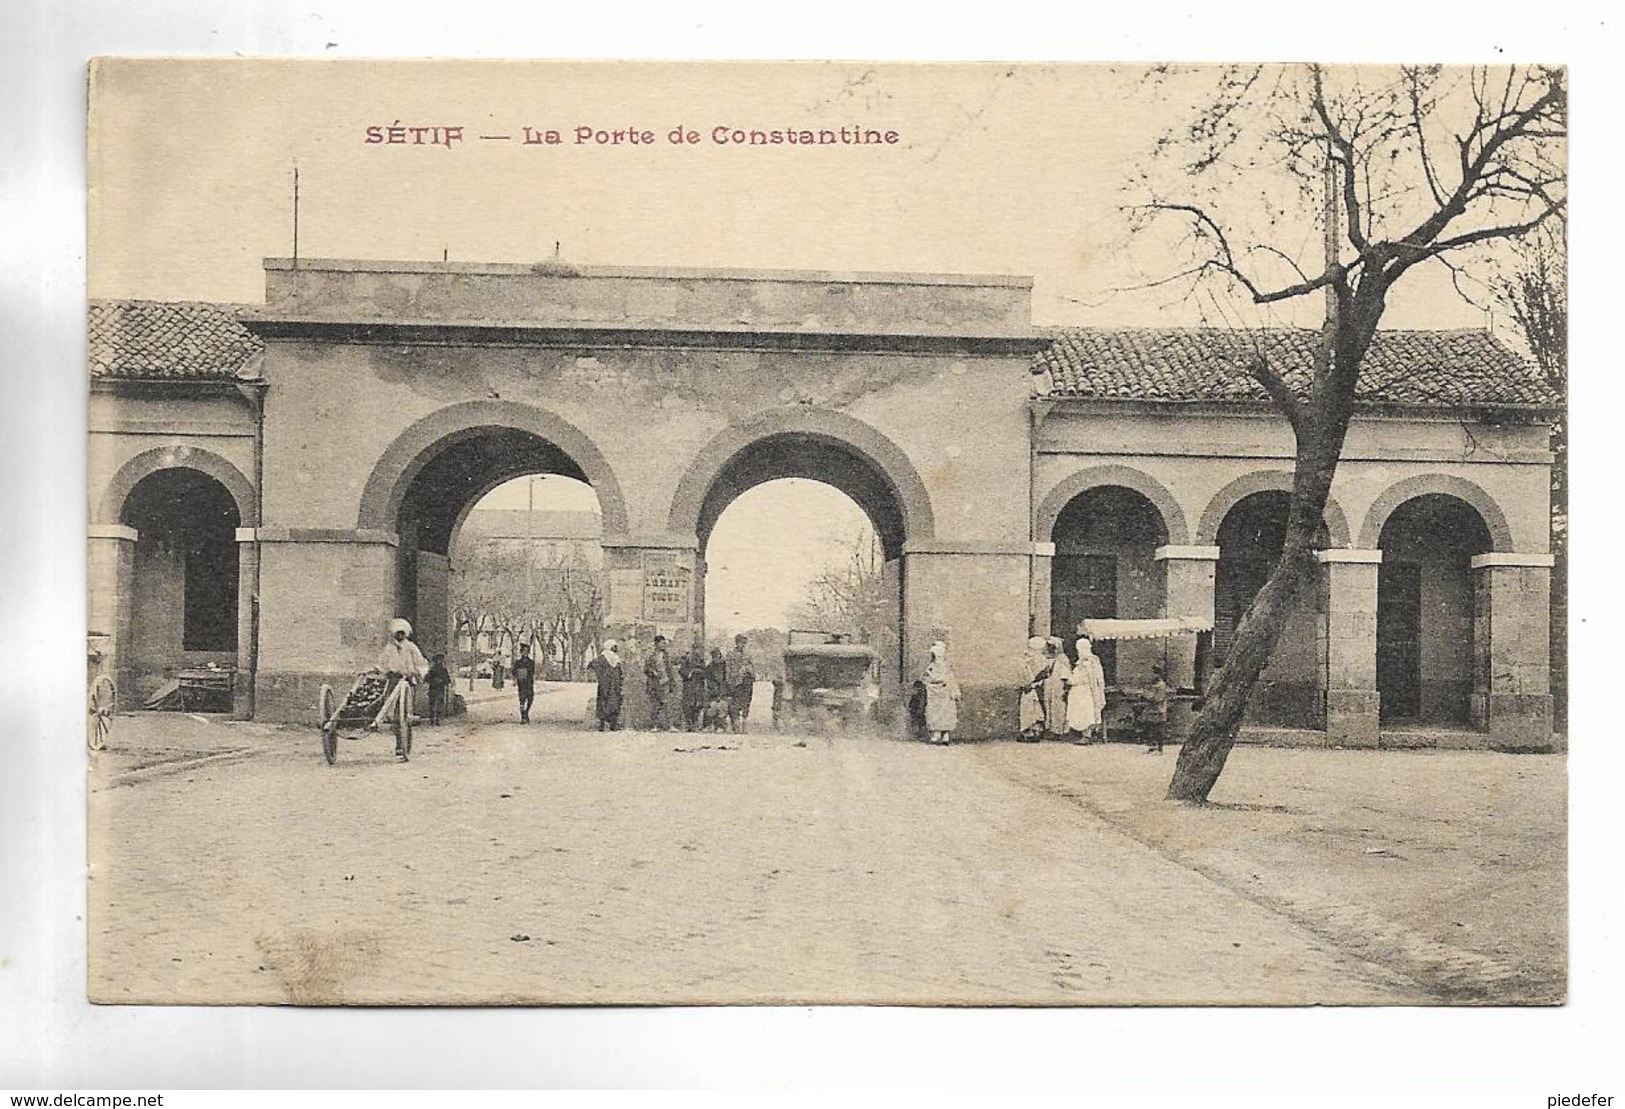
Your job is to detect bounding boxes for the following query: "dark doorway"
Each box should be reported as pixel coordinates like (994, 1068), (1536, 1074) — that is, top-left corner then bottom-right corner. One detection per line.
(1376, 494), (1492, 726)
(1377, 562), (1422, 721)
(1052, 553), (1118, 681)
(1213, 490), (1329, 728)
(1049, 485), (1168, 686)
(119, 467), (243, 699)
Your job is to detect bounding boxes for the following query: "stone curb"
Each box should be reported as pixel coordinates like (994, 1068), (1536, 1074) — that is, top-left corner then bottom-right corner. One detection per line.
(98, 746), (260, 789)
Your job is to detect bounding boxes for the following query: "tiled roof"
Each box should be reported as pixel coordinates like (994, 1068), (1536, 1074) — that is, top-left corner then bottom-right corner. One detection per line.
(1034, 327), (1558, 408)
(87, 300), (262, 380)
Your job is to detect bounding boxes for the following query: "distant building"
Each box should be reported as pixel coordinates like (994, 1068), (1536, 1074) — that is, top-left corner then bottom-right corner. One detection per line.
(456, 508), (603, 568)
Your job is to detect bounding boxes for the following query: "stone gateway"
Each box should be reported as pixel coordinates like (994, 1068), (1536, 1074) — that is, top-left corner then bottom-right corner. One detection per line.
(87, 259), (1558, 746)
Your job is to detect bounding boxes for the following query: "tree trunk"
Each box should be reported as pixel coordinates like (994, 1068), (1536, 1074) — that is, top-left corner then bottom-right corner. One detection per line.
(1166, 404), (1352, 802)
(1165, 542), (1319, 801)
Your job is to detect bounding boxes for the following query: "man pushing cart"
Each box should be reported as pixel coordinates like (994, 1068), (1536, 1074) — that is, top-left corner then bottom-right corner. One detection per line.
(316, 617), (429, 765)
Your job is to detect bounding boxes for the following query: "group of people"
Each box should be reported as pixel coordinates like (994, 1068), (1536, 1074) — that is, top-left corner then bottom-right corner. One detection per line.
(587, 633), (757, 734)
(1017, 635), (1170, 753)
(380, 617), (1167, 752)
(1018, 635), (1108, 744)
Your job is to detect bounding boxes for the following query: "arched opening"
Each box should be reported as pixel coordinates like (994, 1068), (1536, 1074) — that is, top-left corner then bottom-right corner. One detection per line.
(1214, 491), (1328, 728)
(391, 427), (607, 673)
(119, 467), (242, 704)
(704, 478), (883, 717)
(692, 433), (912, 719)
(448, 475), (604, 692)
(1377, 494), (1492, 725)
(1049, 485), (1169, 684)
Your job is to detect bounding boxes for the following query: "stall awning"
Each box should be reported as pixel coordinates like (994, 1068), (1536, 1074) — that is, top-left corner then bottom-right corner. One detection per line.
(1077, 617), (1214, 641)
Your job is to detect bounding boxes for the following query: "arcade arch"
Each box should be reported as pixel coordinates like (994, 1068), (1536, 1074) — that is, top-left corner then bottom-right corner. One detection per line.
(1376, 493), (1493, 725)
(675, 414), (931, 706)
(362, 403), (622, 661)
(1196, 470), (1351, 549)
(1213, 490), (1330, 728)
(117, 466), (244, 702)
(1359, 473), (1513, 553)
(1048, 484), (1170, 683)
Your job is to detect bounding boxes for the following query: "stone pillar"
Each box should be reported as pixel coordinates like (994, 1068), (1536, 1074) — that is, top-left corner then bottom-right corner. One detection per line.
(234, 529), (261, 718)
(1155, 545), (1219, 739)
(251, 527), (402, 722)
(877, 556), (904, 719)
(415, 552), (452, 658)
(1471, 553), (1555, 747)
(1319, 549), (1381, 748)
(902, 541), (1034, 739)
(88, 524), (138, 697)
(1030, 541), (1054, 638)
(601, 533), (701, 730)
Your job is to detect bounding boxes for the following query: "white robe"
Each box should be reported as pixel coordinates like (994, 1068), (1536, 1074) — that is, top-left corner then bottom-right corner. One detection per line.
(1066, 650), (1107, 731)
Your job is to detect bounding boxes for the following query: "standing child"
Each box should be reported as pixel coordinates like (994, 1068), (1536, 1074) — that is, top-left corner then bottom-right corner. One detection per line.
(1143, 663), (1170, 754)
(426, 652), (451, 726)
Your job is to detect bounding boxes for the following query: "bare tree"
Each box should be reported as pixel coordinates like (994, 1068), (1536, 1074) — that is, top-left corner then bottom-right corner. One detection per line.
(451, 538), (606, 683)
(1133, 64), (1565, 802)
(1495, 221), (1567, 726)
(449, 543), (528, 690)
(790, 527), (888, 643)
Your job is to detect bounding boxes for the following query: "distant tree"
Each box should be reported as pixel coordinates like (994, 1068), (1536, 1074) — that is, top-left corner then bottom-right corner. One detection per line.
(1494, 222), (1566, 726)
(1133, 64), (1565, 802)
(789, 526), (889, 646)
(450, 542), (528, 690)
(450, 540), (605, 684)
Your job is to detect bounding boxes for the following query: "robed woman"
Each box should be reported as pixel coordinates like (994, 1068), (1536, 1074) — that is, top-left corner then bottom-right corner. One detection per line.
(922, 641), (962, 745)
(1018, 635), (1048, 741)
(1066, 636), (1108, 741)
(587, 640), (624, 731)
(1041, 637), (1071, 738)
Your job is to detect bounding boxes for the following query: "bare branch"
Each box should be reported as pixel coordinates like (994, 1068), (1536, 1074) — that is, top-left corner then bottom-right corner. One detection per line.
(1310, 66), (1370, 253)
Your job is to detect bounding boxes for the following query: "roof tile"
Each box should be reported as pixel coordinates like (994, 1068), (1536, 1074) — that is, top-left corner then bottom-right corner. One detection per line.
(87, 300), (262, 380)
(1034, 327), (1557, 408)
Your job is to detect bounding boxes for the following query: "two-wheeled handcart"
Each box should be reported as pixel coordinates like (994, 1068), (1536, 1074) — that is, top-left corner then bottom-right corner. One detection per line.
(316, 670), (416, 765)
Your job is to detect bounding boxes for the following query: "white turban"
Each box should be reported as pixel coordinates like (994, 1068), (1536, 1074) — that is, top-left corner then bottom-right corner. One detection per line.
(389, 618), (412, 636)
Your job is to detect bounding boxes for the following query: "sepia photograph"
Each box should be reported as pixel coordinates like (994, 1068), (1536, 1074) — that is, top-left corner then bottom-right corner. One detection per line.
(79, 58), (1567, 1010)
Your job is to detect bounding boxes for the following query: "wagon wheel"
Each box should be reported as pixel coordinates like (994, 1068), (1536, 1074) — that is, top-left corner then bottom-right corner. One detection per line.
(87, 675), (116, 751)
(393, 683), (413, 761)
(318, 684), (339, 765)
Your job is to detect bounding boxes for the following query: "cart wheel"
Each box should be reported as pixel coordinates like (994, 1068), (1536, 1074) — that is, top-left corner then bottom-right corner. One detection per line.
(88, 675), (116, 751)
(318, 684), (338, 765)
(394, 685), (413, 761)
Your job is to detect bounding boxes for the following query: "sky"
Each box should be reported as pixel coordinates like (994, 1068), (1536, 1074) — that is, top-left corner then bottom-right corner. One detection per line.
(87, 59), (1502, 331)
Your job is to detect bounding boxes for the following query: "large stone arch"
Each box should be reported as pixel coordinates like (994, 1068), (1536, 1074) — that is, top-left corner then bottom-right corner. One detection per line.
(97, 444), (256, 526)
(1358, 473), (1515, 552)
(1196, 470), (1352, 548)
(1035, 465), (1190, 546)
(357, 400), (630, 536)
(666, 406), (936, 555)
